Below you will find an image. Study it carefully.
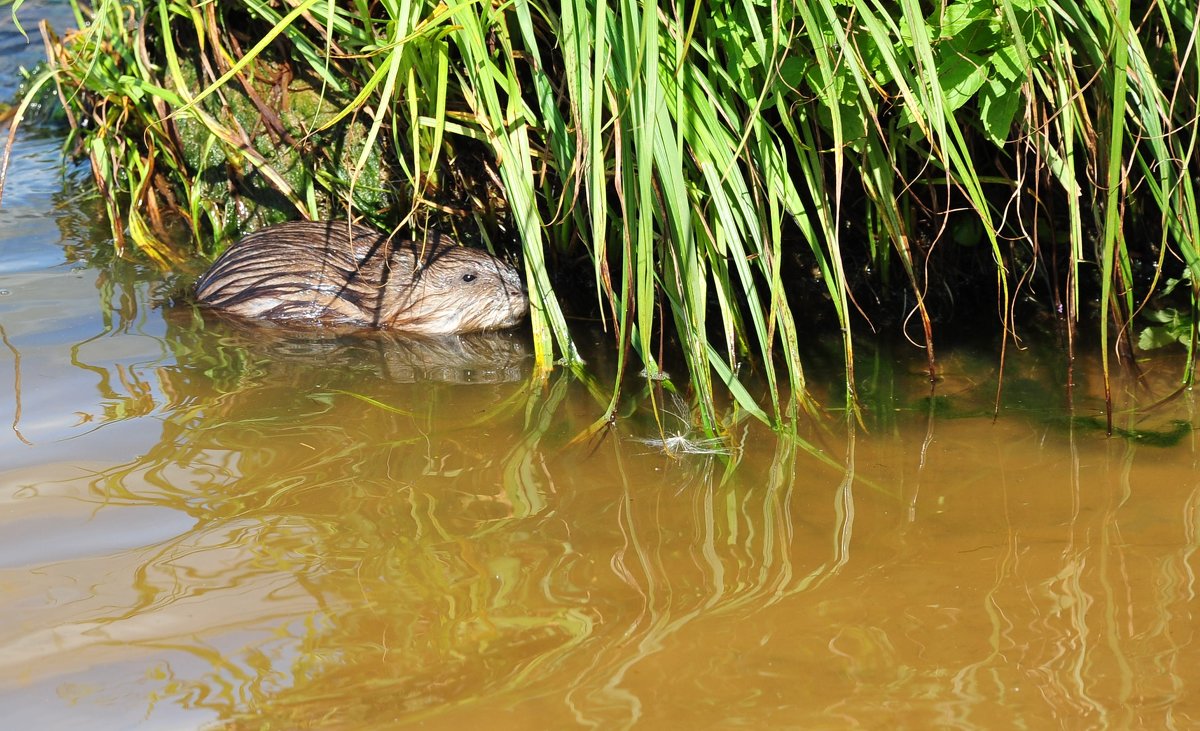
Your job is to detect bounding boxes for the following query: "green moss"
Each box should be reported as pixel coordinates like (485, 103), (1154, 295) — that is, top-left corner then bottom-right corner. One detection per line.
(167, 53), (395, 241)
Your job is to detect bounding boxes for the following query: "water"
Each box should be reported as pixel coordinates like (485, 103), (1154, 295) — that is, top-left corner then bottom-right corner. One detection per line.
(5, 7), (1200, 730)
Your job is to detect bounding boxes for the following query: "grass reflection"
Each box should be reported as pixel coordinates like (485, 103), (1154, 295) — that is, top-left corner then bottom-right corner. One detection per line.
(76, 313), (594, 724)
(12, 271), (1200, 728)
(59, 305), (856, 727)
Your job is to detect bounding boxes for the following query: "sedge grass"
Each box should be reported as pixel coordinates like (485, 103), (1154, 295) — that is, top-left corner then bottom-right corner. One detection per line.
(3, 0), (1199, 434)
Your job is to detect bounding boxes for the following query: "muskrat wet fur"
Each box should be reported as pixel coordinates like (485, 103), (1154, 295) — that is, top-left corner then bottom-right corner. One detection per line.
(195, 221), (529, 334)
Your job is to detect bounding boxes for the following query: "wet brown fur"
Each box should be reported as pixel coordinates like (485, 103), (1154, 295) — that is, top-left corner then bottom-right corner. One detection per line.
(195, 221), (528, 334)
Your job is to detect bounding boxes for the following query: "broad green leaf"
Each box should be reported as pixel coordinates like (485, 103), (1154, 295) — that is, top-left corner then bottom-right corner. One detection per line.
(937, 51), (989, 112)
(979, 76), (1022, 145)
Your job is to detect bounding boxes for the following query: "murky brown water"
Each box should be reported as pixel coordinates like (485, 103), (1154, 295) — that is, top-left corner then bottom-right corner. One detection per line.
(6, 9), (1200, 730)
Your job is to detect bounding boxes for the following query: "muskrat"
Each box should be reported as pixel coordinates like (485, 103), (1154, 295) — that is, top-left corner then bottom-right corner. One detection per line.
(195, 221), (528, 334)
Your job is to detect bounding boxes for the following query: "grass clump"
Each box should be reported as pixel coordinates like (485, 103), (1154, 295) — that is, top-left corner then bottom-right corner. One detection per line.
(3, 0), (1199, 432)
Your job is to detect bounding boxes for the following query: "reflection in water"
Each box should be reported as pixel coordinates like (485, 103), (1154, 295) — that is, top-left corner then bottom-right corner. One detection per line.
(186, 309), (533, 385)
(17, 338), (1200, 729)
(3, 239), (1200, 728)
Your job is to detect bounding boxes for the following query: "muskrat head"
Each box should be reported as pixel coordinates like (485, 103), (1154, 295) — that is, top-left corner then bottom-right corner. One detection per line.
(386, 243), (529, 334)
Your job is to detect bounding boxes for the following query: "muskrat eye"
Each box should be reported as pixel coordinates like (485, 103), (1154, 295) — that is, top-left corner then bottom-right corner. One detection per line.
(461, 273), (477, 283)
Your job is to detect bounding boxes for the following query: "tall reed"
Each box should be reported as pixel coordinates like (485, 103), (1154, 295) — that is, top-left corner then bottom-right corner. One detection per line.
(6, 0), (1198, 431)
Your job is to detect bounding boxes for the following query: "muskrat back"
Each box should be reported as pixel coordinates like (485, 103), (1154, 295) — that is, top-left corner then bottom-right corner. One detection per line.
(195, 221), (528, 334)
